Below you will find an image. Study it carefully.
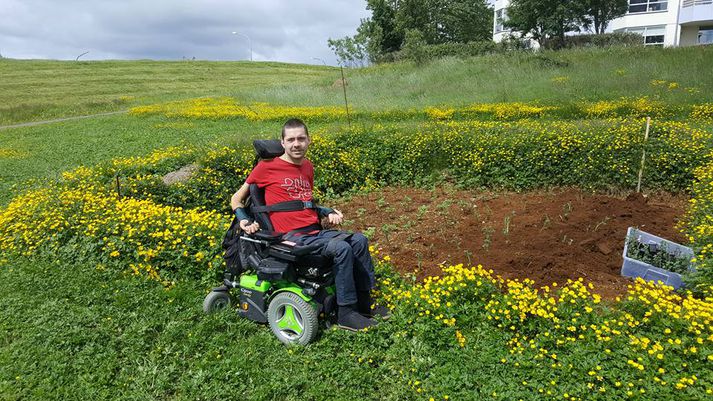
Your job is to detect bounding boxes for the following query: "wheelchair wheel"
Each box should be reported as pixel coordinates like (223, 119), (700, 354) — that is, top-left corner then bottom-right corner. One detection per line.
(203, 291), (231, 313)
(267, 292), (318, 345)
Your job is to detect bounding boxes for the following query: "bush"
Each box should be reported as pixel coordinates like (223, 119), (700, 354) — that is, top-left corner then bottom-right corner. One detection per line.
(550, 32), (644, 49)
(395, 40), (498, 63)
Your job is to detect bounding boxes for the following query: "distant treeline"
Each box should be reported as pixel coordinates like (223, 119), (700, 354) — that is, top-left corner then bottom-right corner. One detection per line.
(330, 0), (633, 65)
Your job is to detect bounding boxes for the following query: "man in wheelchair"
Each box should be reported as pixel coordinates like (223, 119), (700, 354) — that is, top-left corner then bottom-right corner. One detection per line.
(229, 118), (387, 335)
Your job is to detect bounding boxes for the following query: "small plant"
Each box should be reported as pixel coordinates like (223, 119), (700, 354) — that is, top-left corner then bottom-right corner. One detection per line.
(416, 204), (429, 219)
(376, 196), (387, 208)
(356, 207), (367, 217)
(464, 249), (473, 265)
(381, 223), (399, 244)
(540, 214), (551, 231)
(626, 237), (692, 275)
(362, 226), (376, 240)
(594, 216), (610, 231)
(560, 202), (573, 221)
(482, 225), (495, 251)
(502, 212), (515, 237)
(435, 199), (453, 213)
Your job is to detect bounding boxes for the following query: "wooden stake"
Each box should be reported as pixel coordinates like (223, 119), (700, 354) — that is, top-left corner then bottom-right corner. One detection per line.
(636, 117), (651, 193)
(115, 174), (122, 198)
(340, 66), (351, 129)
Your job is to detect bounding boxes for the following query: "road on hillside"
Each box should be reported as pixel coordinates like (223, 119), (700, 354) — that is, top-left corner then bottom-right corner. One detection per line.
(0, 110), (127, 130)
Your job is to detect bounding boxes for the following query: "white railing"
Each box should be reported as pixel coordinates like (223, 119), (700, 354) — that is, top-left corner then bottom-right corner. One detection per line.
(682, 0), (713, 8)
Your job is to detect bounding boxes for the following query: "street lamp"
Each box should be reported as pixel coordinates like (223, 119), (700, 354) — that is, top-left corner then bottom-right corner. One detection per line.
(231, 31), (252, 61)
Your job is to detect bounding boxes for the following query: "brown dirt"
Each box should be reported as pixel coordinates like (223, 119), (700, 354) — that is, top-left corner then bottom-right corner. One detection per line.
(331, 187), (688, 299)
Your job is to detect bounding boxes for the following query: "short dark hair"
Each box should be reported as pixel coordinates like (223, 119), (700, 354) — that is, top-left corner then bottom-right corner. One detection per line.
(281, 118), (309, 139)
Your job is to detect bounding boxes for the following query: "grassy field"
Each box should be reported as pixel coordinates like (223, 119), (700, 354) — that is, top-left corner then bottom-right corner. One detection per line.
(0, 60), (334, 125)
(2, 46), (712, 205)
(2, 46), (713, 400)
(2, 46), (712, 125)
(0, 258), (423, 401)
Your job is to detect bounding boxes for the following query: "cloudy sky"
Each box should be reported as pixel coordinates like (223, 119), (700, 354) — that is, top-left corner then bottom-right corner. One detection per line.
(0, 0), (371, 65)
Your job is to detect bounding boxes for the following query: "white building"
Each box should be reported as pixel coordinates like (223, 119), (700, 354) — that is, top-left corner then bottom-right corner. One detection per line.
(493, 0), (713, 47)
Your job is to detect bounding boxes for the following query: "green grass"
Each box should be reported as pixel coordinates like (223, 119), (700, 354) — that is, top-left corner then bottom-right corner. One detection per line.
(0, 115), (259, 205)
(0, 60), (335, 125)
(3, 46), (711, 205)
(0, 257), (505, 401)
(2, 46), (712, 125)
(0, 114), (365, 205)
(2, 46), (713, 400)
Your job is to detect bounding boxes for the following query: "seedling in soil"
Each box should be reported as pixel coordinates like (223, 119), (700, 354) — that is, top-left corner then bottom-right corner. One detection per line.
(541, 214), (552, 231)
(398, 215), (414, 230)
(484, 204), (493, 219)
(626, 237), (692, 274)
(456, 199), (471, 212)
(356, 207), (367, 217)
(400, 195), (412, 206)
(482, 225), (495, 251)
(503, 212), (515, 237)
(416, 205), (429, 219)
(560, 202), (573, 221)
(363, 227), (376, 240)
(436, 199), (453, 213)
(381, 223), (399, 244)
(464, 250), (473, 266)
(562, 234), (574, 245)
(376, 196), (387, 208)
(594, 216), (610, 231)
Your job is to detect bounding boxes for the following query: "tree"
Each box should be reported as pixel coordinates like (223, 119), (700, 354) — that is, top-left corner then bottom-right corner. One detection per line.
(327, 33), (368, 67)
(436, 0), (493, 43)
(504, 0), (582, 48)
(328, 0), (494, 63)
(580, 0), (628, 34)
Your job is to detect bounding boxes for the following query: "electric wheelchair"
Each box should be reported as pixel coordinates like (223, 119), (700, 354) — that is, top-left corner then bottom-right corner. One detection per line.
(203, 140), (338, 345)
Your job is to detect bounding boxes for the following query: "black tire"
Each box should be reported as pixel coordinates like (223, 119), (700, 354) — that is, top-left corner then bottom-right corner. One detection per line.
(203, 291), (231, 313)
(267, 292), (319, 345)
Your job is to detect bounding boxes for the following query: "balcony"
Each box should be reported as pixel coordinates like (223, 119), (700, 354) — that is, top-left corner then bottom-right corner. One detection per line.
(680, 0), (713, 25)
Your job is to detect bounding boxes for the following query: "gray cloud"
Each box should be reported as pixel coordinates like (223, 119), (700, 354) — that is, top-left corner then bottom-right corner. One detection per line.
(0, 0), (370, 64)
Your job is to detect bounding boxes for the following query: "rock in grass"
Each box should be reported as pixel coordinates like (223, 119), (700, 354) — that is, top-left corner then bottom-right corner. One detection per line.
(162, 164), (199, 185)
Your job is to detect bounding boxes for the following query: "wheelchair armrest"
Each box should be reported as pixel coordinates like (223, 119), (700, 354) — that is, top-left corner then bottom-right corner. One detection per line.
(252, 230), (284, 242)
(268, 241), (323, 257)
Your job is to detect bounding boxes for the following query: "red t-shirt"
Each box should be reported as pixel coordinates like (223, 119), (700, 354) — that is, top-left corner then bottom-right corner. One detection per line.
(246, 157), (319, 233)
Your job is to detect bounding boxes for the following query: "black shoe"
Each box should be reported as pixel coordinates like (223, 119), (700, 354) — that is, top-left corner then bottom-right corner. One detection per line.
(357, 290), (391, 319)
(337, 304), (376, 331)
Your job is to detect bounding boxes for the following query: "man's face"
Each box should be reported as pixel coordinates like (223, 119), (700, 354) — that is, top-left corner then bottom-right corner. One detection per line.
(281, 127), (310, 161)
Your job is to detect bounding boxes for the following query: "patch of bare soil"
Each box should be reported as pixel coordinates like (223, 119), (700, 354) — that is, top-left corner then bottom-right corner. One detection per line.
(332, 187), (688, 299)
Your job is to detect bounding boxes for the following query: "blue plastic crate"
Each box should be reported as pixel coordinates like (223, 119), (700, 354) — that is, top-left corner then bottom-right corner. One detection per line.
(621, 227), (695, 289)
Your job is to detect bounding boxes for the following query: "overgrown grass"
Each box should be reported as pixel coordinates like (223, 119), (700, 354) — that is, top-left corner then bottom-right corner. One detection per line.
(2, 46), (712, 124)
(206, 46), (713, 110)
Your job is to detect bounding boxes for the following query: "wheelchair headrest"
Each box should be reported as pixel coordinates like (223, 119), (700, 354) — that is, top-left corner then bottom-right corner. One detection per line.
(253, 140), (284, 159)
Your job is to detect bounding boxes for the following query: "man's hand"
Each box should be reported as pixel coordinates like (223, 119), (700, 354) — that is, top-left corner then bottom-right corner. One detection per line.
(239, 219), (260, 234)
(327, 209), (344, 225)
